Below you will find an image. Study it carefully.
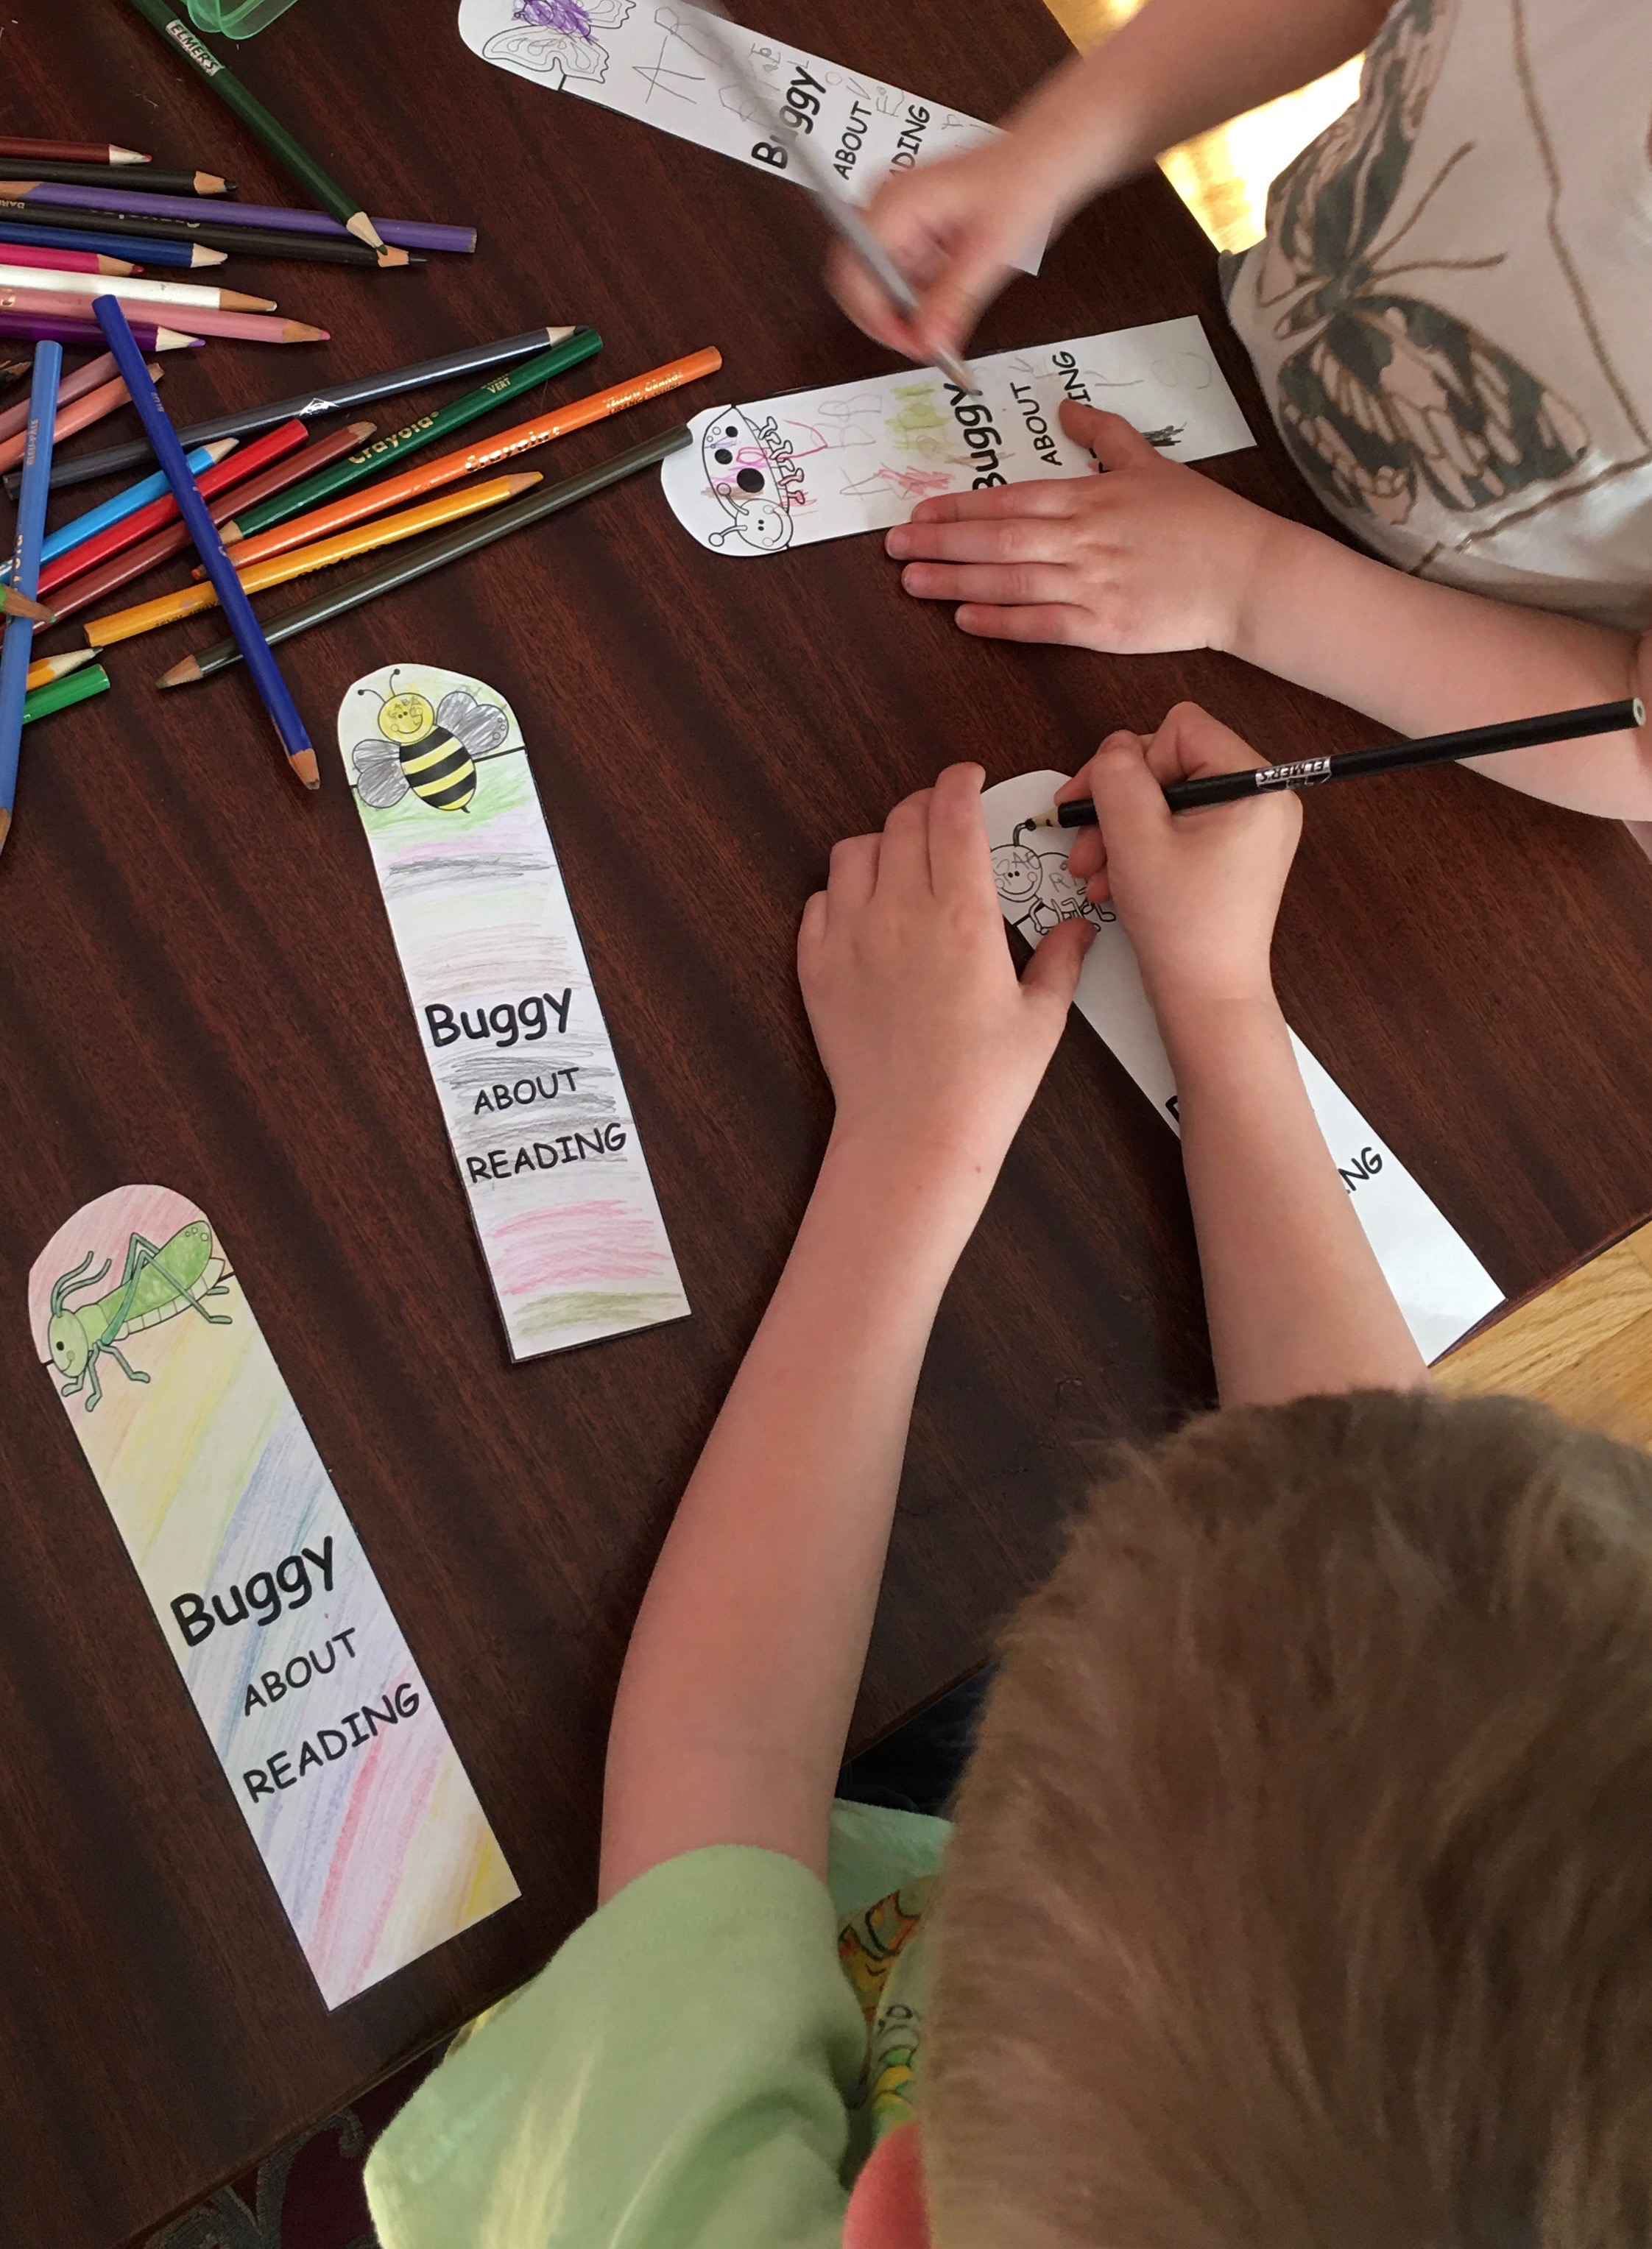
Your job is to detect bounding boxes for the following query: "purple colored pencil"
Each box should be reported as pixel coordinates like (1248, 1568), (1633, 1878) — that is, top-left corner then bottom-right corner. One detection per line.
(0, 308), (200, 350)
(1, 180), (476, 255)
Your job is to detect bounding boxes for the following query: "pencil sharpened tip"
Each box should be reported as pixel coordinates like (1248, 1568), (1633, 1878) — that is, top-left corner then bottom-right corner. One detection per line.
(158, 657), (200, 688)
(7, 590), (54, 623)
(374, 247), (412, 269)
(345, 211), (387, 252)
(291, 748), (321, 790)
(0, 806), (10, 855)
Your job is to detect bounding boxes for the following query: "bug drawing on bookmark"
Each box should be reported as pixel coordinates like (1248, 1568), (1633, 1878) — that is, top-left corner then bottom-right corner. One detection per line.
(339, 664), (690, 1360)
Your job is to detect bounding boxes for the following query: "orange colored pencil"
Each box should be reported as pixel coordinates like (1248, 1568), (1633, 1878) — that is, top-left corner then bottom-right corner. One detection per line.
(219, 346), (722, 571)
(86, 471), (543, 647)
(0, 364), (152, 472)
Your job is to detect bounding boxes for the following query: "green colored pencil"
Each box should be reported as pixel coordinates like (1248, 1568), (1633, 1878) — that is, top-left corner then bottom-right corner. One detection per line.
(160, 425), (692, 685)
(120, 0), (394, 258)
(24, 660), (110, 723)
(220, 327), (604, 546)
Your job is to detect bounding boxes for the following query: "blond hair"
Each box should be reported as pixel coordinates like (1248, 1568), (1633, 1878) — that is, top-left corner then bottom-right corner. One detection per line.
(925, 1391), (1652, 2249)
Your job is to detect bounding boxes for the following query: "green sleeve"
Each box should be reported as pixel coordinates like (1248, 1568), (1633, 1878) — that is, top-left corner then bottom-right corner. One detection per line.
(365, 1846), (867, 2249)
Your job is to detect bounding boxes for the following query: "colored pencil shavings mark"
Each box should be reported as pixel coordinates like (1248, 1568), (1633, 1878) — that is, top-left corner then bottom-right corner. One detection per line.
(481, 0), (635, 85)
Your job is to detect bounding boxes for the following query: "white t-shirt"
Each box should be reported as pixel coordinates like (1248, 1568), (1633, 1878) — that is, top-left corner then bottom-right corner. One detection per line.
(1224, 0), (1652, 632)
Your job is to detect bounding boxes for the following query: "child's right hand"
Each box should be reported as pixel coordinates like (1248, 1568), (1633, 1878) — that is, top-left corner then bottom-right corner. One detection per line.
(1062, 704), (1302, 1017)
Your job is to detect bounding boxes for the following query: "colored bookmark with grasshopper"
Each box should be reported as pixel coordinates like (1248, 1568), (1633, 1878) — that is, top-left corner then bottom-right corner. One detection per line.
(31, 1184), (518, 2006)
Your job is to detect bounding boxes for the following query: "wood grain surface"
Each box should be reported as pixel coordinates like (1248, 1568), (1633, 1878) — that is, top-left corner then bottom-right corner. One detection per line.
(3, 1), (1652, 2241)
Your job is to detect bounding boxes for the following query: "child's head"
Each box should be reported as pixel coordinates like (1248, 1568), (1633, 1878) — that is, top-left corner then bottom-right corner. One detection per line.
(923, 1390), (1652, 2249)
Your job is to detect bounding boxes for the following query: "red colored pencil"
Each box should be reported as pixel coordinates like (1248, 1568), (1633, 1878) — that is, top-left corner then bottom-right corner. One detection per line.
(0, 241), (137, 275)
(53, 420), (375, 623)
(37, 417), (309, 596)
(0, 137), (149, 166)
(0, 349), (119, 442)
(0, 365), (153, 473)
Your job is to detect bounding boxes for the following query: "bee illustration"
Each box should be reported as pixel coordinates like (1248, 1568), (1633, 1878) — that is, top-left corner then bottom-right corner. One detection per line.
(348, 672), (514, 814)
(46, 1221), (233, 1413)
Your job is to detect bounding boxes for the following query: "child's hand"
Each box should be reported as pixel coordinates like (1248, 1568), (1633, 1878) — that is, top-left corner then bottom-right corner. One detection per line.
(1064, 705), (1302, 1015)
(799, 763), (1094, 1180)
(885, 405), (1277, 654)
(826, 135), (1072, 361)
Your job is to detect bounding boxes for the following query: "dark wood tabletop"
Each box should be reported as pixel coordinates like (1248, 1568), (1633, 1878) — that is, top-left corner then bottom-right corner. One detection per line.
(4, 0), (1652, 2240)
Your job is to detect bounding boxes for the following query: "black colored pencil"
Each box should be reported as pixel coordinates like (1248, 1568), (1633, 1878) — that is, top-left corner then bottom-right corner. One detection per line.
(0, 162), (232, 194)
(0, 198), (405, 266)
(27, 329), (568, 493)
(159, 425), (693, 685)
(1036, 699), (1649, 823)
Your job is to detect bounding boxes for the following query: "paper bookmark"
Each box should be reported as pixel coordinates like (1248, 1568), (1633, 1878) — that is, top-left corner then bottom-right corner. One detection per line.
(459, 0), (1000, 203)
(339, 664), (689, 1361)
(982, 773), (1503, 1363)
(29, 1184), (518, 2008)
(659, 318), (1254, 557)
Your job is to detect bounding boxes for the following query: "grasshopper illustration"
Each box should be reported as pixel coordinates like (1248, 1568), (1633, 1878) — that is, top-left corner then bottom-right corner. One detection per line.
(46, 1220), (232, 1412)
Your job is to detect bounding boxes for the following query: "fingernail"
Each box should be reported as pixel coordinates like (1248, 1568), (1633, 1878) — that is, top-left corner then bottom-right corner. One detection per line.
(886, 527), (910, 558)
(902, 565), (923, 592)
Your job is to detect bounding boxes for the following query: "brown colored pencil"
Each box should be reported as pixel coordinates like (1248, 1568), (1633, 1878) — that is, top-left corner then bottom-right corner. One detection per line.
(0, 347), (121, 442)
(3, 585), (54, 624)
(56, 420), (376, 622)
(0, 137), (149, 166)
(0, 365), (153, 473)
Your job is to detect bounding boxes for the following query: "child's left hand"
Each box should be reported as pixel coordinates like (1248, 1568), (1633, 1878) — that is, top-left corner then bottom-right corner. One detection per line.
(884, 402), (1277, 654)
(799, 763), (1094, 1183)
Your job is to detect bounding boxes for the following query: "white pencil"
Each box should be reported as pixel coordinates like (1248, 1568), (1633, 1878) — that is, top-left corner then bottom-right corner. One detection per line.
(0, 262), (275, 314)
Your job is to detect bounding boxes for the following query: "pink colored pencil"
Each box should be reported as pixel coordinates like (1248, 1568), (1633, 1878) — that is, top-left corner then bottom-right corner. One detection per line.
(0, 365), (152, 473)
(0, 283), (323, 346)
(0, 241), (138, 276)
(0, 348), (119, 442)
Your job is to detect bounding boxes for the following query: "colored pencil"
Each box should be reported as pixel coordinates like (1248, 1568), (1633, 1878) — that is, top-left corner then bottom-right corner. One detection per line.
(23, 662), (110, 724)
(224, 348), (721, 569)
(3, 163), (229, 194)
(27, 648), (97, 688)
(1033, 699), (1652, 823)
(53, 423), (375, 623)
(161, 425), (693, 686)
(120, 0), (393, 257)
(93, 296), (316, 788)
(0, 287), (321, 347)
(0, 201), (403, 267)
(2, 587), (54, 623)
(2, 439), (233, 586)
(0, 244), (138, 275)
(0, 310), (199, 351)
(0, 216), (224, 269)
(220, 328), (597, 547)
(0, 265), (270, 310)
(40, 329), (576, 491)
(0, 138), (149, 166)
(0, 341), (60, 852)
(91, 473), (543, 646)
(0, 356), (29, 391)
(0, 367), (152, 473)
(0, 182), (473, 255)
(0, 349), (119, 441)
(38, 430), (302, 598)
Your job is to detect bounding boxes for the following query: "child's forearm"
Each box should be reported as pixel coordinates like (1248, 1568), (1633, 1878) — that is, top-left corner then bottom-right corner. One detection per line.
(1161, 992), (1427, 1405)
(599, 1135), (988, 1901)
(1014, 0), (1388, 207)
(1231, 515), (1652, 816)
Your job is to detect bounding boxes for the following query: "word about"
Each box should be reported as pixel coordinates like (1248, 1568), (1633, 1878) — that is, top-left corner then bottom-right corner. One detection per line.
(425, 989), (572, 1049)
(473, 1068), (581, 1113)
(243, 1629), (358, 1715)
(1010, 381), (1062, 466)
(170, 1536), (335, 1648)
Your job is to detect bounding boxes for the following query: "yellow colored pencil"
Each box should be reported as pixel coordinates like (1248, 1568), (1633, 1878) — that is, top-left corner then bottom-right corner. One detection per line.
(84, 470), (542, 647)
(27, 646), (97, 689)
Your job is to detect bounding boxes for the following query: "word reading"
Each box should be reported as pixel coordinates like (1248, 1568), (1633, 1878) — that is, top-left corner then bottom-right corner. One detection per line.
(171, 1536), (335, 1648)
(466, 1121), (629, 1184)
(242, 1628), (358, 1715)
(425, 989), (572, 1049)
(890, 103), (931, 167)
(242, 1681), (422, 1802)
(1338, 1146), (1385, 1193)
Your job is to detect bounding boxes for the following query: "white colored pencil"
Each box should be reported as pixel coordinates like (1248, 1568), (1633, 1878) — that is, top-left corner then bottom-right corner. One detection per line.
(0, 262), (274, 314)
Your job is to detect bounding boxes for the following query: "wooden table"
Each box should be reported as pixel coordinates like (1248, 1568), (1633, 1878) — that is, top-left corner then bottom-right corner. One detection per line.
(4, 1), (1652, 2240)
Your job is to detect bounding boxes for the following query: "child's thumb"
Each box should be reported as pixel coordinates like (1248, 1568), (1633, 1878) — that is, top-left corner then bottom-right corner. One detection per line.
(1061, 402), (1162, 470)
(1021, 913), (1095, 1011)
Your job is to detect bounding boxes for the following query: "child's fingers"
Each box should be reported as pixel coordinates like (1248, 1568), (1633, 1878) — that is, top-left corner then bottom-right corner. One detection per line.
(1078, 730), (1169, 852)
(1059, 402), (1163, 472)
(1020, 913), (1095, 1012)
(798, 887), (828, 958)
(954, 601), (1092, 645)
(827, 833), (880, 911)
(878, 787), (936, 896)
(1145, 701), (1270, 785)
(900, 560), (1075, 609)
(925, 762), (995, 905)
(886, 516), (1078, 565)
(908, 479), (1086, 526)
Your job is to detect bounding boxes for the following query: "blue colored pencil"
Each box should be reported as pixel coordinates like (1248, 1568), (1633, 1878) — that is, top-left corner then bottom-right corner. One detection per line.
(0, 440), (227, 586)
(0, 339), (61, 854)
(0, 215), (222, 271)
(92, 294), (317, 792)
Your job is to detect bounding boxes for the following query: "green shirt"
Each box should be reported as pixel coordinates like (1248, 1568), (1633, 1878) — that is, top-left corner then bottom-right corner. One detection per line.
(365, 1801), (949, 2249)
